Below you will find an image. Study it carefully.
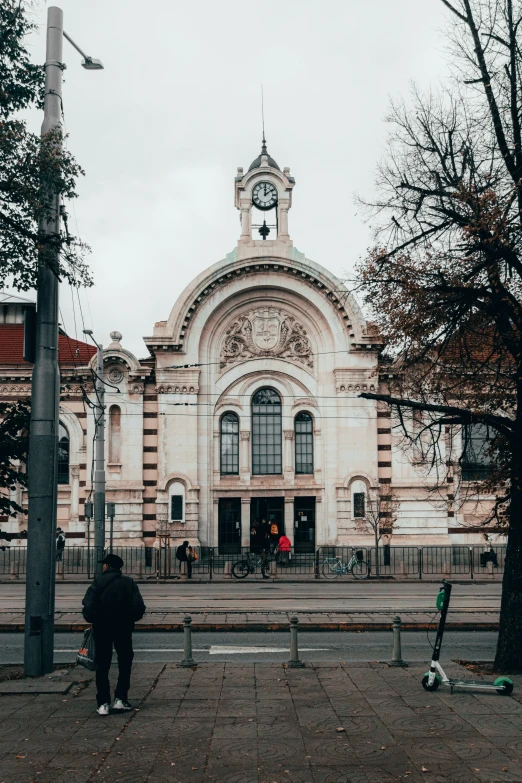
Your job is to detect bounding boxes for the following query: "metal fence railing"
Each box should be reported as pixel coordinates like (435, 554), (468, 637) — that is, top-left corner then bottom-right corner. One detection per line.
(0, 544), (507, 579)
(421, 546), (472, 575)
(211, 547), (316, 576)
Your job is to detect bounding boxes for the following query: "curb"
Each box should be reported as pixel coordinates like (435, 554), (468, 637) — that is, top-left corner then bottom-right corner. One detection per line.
(0, 622), (500, 633)
(0, 579), (504, 585)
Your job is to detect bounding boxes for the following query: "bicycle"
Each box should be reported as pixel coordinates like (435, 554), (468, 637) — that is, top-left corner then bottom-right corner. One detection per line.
(232, 551), (269, 579)
(322, 549), (370, 580)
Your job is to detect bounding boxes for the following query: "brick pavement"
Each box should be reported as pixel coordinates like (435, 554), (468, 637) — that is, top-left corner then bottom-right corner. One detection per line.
(0, 662), (520, 783)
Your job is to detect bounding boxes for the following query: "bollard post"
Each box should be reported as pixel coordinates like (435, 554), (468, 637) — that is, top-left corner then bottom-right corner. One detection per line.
(178, 615), (196, 667)
(288, 616), (304, 668)
(389, 615), (407, 667)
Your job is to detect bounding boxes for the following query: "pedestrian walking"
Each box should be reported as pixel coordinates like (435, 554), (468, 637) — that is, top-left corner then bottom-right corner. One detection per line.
(250, 518), (260, 552)
(176, 540), (193, 579)
(259, 518), (270, 550)
(82, 553), (146, 716)
(269, 521), (279, 552)
(55, 527), (66, 562)
(260, 547), (270, 579)
(276, 533), (291, 566)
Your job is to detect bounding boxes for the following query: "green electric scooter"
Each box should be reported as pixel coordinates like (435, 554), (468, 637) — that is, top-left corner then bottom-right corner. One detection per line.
(422, 580), (514, 695)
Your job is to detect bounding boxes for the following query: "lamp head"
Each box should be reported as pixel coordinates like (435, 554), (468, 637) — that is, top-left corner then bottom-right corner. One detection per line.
(82, 57), (104, 70)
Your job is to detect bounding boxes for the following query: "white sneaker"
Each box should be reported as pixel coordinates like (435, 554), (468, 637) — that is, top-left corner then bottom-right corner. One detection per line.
(97, 703), (110, 716)
(113, 698), (133, 711)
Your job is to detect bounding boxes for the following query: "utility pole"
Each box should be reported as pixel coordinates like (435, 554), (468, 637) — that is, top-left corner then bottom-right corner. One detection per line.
(84, 332), (105, 572)
(24, 6), (64, 677)
(94, 342), (106, 572)
(24, 7), (103, 677)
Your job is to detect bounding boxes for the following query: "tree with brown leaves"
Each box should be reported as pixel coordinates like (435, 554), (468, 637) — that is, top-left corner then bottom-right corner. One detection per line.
(355, 0), (522, 670)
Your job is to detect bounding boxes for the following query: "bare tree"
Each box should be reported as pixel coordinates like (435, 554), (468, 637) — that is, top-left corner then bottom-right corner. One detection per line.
(354, 0), (522, 670)
(354, 490), (400, 577)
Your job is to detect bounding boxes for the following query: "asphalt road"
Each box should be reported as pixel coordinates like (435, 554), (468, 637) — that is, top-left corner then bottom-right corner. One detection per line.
(0, 630), (497, 664)
(0, 581), (502, 614)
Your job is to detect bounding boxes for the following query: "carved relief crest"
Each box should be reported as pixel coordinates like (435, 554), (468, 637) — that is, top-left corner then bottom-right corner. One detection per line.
(221, 308), (313, 368)
(252, 312), (281, 350)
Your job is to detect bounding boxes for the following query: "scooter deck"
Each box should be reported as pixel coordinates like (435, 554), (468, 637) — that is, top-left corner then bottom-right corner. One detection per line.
(446, 679), (503, 689)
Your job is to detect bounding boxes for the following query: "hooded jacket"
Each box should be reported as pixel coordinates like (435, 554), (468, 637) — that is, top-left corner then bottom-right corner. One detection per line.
(278, 535), (291, 552)
(82, 567), (146, 629)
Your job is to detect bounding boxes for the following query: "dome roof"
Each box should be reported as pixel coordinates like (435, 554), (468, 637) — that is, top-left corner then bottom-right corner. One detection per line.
(248, 137), (280, 171)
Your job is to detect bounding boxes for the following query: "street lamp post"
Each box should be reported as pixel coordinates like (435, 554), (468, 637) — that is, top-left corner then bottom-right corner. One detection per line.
(24, 7), (103, 677)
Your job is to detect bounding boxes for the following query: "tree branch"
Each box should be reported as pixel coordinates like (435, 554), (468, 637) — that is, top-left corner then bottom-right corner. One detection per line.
(358, 392), (515, 437)
(440, 0), (467, 23)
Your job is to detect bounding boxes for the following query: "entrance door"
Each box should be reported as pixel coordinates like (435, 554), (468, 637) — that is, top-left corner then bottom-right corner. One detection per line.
(218, 498), (241, 554)
(250, 497), (284, 551)
(294, 497), (316, 553)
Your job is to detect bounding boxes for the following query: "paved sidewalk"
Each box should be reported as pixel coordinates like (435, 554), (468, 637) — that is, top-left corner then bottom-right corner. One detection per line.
(0, 662), (520, 783)
(0, 610), (500, 632)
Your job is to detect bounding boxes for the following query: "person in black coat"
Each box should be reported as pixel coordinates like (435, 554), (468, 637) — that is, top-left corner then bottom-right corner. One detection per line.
(56, 528), (66, 562)
(175, 540), (192, 579)
(82, 553), (146, 715)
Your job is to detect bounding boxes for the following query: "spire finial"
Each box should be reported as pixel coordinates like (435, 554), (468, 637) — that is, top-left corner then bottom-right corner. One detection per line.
(261, 85), (267, 154)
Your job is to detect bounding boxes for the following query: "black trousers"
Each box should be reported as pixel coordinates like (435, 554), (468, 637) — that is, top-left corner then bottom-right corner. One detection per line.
(94, 626), (134, 706)
(178, 559), (192, 578)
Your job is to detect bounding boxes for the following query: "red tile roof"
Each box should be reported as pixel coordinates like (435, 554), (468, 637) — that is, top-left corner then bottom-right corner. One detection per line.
(0, 324), (96, 367)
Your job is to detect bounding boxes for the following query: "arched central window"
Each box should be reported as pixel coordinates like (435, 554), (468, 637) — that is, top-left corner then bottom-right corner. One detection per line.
(109, 405), (121, 463)
(57, 423), (70, 484)
(252, 388), (282, 475)
(221, 412), (239, 474)
(295, 412), (313, 474)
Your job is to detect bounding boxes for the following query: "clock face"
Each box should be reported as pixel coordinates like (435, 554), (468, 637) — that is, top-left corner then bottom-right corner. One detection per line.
(252, 181), (278, 210)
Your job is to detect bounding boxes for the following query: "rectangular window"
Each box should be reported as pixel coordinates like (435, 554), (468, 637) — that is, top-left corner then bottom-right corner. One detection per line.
(220, 414), (239, 474)
(295, 413), (313, 474)
(171, 495), (183, 521)
(462, 424), (495, 481)
(252, 393), (282, 475)
(353, 492), (366, 518)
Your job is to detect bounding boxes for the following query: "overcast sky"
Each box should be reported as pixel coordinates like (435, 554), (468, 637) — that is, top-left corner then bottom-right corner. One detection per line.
(23, 0), (452, 359)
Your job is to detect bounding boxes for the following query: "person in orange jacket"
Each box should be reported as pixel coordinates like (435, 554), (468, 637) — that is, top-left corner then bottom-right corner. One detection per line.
(276, 534), (291, 566)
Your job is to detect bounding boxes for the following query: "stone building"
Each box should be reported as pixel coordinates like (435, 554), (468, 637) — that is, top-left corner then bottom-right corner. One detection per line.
(0, 144), (498, 550)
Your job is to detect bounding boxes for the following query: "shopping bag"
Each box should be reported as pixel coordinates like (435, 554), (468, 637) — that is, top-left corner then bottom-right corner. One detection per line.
(76, 628), (96, 670)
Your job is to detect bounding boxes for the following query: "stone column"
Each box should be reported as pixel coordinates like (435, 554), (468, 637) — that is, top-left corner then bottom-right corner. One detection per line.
(70, 465), (80, 525)
(241, 497), (251, 549)
(240, 205), (251, 239)
(284, 497), (294, 547)
(278, 203), (290, 238)
(314, 427), (322, 477)
(315, 495), (323, 547)
(213, 497), (219, 548)
(283, 430), (294, 477)
(213, 429), (220, 482)
(240, 431), (250, 478)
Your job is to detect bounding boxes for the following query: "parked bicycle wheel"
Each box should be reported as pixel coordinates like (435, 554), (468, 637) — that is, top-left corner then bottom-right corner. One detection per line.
(351, 560), (369, 579)
(322, 560), (342, 579)
(232, 560), (250, 579)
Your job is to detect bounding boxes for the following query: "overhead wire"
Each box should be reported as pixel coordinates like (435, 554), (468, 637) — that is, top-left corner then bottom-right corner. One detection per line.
(166, 347), (380, 370)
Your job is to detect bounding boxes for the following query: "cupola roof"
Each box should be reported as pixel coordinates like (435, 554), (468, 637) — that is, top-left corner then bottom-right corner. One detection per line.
(248, 136), (280, 171)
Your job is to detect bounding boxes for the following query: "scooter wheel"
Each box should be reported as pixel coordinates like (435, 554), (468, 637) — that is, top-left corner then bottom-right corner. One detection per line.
(494, 677), (514, 695)
(422, 673), (441, 691)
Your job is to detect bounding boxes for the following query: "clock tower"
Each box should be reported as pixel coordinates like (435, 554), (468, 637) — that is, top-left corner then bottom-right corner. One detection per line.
(235, 135), (295, 247)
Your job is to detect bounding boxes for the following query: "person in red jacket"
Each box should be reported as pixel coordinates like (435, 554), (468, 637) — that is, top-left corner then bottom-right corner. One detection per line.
(277, 534), (291, 566)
